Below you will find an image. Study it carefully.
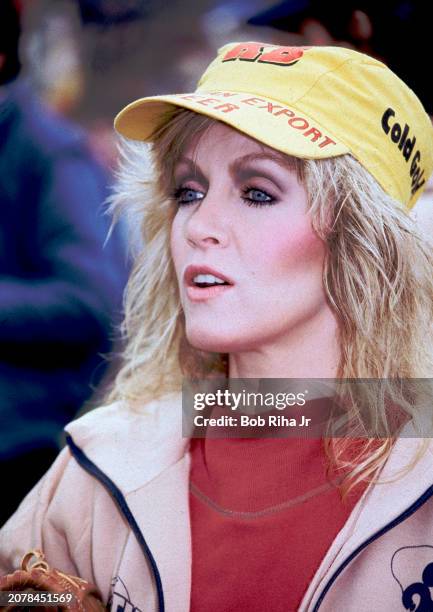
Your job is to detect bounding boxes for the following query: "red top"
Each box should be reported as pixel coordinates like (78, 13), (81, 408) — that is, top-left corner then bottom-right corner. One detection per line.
(189, 434), (366, 611)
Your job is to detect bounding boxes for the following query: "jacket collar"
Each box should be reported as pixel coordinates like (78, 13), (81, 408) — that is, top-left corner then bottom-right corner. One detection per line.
(302, 433), (433, 610)
(64, 394), (188, 495)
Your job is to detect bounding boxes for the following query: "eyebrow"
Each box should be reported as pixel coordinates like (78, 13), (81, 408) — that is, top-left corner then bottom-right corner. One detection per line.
(173, 157), (208, 187)
(174, 152), (293, 190)
(229, 153), (291, 191)
(229, 152), (295, 174)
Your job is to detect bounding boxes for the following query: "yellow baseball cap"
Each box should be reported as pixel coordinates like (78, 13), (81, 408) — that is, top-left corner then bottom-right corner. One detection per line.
(115, 42), (433, 209)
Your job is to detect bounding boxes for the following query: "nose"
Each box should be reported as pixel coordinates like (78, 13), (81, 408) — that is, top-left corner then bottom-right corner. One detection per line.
(184, 190), (229, 249)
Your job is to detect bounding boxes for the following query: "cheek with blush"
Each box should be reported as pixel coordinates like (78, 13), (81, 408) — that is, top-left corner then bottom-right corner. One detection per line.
(257, 219), (325, 273)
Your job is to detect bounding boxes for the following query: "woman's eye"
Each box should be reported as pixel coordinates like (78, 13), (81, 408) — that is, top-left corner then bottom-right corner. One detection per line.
(242, 187), (275, 206)
(173, 187), (204, 206)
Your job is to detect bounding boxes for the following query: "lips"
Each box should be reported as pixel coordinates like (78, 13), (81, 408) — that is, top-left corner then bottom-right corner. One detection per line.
(184, 265), (233, 287)
(184, 265), (234, 302)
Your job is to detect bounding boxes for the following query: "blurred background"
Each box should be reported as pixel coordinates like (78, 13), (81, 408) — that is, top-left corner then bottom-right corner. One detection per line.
(18, 0), (433, 216)
(20, 0), (277, 170)
(18, 0), (433, 167)
(1, 0), (432, 523)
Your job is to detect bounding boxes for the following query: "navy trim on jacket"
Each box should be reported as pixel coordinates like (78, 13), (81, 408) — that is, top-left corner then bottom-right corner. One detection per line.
(65, 433), (165, 612)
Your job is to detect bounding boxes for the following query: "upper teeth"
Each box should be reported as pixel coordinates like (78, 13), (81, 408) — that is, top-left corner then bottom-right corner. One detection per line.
(193, 274), (226, 284)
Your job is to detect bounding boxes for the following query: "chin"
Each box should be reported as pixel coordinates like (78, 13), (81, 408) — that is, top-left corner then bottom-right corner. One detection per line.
(186, 331), (232, 353)
(185, 322), (263, 354)
(185, 323), (241, 354)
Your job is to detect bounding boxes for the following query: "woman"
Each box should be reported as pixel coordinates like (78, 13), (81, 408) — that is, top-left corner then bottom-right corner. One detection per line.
(1, 42), (433, 612)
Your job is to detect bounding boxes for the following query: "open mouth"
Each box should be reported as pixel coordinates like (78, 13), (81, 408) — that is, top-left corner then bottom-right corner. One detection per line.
(192, 273), (231, 288)
(184, 266), (234, 301)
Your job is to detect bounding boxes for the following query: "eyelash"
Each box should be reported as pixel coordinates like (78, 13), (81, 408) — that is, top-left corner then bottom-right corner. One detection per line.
(172, 185), (277, 207)
(172, 187), (203, 206)
(241, 185), (276, 207)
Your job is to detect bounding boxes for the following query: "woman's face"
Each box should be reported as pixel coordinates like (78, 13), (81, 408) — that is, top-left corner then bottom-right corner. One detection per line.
(170, 122), (330, 354)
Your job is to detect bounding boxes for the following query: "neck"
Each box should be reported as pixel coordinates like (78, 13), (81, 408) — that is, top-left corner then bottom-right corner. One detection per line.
(228, 307), (340, 379)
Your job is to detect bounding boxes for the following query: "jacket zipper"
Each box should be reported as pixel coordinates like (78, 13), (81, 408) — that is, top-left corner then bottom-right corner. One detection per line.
(312, 482), (433, 611)
(65, 434), (165, 612)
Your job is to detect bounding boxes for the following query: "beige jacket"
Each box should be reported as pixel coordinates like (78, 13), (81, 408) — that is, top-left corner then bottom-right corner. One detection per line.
(1, 395), (433, 612)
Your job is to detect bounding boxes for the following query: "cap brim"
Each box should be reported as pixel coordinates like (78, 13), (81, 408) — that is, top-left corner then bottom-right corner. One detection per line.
(114, 90), (349, 159)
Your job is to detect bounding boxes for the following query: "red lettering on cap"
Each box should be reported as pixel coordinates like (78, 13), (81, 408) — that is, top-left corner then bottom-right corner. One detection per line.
(258, 46), (304, 66)
(207, 91), (236, 97)
(319, 136), (337, 148)
(304, 127), (322, 142)
(288, 117), (309, 130)
(196, 98), (220, 106)
(261, 102), (283, 114)
(273, 108), (295, 118)
(214, 103), (239, 113)
(241, 97), (266, 106)
(222, 43), (263, 62)
(179, 94), (202, 101)
(222, 43), (309, 66)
